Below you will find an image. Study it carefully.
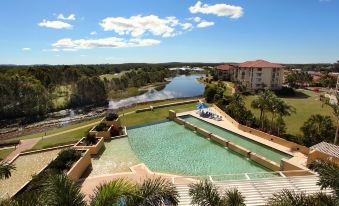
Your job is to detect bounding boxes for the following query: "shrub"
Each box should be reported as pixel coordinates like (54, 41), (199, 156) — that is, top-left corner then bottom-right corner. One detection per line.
(110, 126), (122, 137)
(84, 134), (97, 145)
(275, 86), (295, 96)
(105, 113), (119, 121)
(49, 149), (82, 172)
(94, 123), (107, 131)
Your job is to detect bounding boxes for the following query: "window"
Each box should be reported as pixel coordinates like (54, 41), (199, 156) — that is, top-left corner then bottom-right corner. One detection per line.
(257, 73), (262, 77)
(257, 68), (262, 72)
(256, 78), (262, 82)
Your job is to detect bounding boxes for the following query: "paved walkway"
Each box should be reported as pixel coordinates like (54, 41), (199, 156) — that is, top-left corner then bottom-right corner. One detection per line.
(4, 138), (40, 161)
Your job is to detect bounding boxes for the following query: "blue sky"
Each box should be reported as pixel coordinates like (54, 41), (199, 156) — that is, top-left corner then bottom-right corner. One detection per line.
(0, 0), (338, 65)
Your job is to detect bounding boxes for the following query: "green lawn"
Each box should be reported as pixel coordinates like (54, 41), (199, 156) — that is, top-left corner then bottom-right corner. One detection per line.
(10, 117), (102, 141)
(121, 102), (197, 127)
(244, 89), (333, 135)
(30, 125), (92, 150)
(0, 148), (15, 159)
(26, 99), (198, 150)
(51, 85), (72, 109)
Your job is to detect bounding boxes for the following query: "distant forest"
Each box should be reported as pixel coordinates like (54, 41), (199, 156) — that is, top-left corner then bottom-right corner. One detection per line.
(0, 63), (214, 124)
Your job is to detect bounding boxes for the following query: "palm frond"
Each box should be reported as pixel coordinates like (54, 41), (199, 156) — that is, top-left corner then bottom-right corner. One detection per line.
(138, 177), (179, 206)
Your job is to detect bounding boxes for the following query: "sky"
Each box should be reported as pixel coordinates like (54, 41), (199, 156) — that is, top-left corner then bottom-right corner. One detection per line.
(0, 0), (338, 65)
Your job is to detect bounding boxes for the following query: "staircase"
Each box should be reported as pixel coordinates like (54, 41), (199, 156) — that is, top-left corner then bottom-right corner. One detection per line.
(175, 175), (333, 206)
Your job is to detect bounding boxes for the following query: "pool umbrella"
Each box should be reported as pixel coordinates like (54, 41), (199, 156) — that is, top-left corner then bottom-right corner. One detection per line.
(196, 103), (209, 109)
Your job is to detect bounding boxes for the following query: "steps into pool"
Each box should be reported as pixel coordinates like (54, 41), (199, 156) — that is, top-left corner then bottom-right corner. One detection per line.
(175, 175), (332, 206)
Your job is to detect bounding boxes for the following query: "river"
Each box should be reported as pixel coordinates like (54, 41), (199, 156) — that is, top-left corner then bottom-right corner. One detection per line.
(108, 74), (205, 109)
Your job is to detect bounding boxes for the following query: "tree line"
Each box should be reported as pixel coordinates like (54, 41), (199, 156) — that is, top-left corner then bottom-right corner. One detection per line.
(0, 63), (204, 124)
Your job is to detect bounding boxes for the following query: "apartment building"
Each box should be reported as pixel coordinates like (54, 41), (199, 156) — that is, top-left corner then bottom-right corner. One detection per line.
(215, 60), (284, 90)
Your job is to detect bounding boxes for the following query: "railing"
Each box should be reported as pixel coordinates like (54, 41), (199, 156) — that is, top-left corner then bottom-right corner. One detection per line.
(172, 170), (315, 184)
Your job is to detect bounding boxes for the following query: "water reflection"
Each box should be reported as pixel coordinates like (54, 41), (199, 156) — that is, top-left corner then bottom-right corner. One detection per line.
(108, 75), (204, 109)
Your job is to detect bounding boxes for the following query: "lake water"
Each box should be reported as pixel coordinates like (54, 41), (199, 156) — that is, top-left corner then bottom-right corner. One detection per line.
(108, 74), (205, 109)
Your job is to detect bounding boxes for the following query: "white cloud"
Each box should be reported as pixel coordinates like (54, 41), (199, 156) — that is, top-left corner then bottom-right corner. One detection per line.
(100, 15), (180, 37)
(181, 23), (194, 30)
(38, 19), (72, 29)
(21, 48), (31, 51)
(189, 1), (243, 19)
(51, 37), (160, 51)
(90, 31), (97, 35)
(57, 13), (76, 21)
(197, 21), (215, 28)
(193, 17), (202, 23)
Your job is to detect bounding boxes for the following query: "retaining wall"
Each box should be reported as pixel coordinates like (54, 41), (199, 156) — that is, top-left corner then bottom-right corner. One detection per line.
(67, 149), (91, 181)
(280, 159), (314, 176)
(73, 137), (104, 155)
(135, 99), (199, 113)
(228, 142), (251, 158)
(307, 149), (339, 166)
(249, 152), (281, 171)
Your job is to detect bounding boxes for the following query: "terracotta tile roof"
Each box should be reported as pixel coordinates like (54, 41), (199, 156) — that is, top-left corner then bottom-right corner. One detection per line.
(238, 60), (284, 68)
(310, 142), (339, 158)
(216, 64), (237, 71)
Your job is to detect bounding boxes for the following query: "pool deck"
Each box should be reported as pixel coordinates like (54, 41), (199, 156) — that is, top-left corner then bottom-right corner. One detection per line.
(177, 108), (308, 169)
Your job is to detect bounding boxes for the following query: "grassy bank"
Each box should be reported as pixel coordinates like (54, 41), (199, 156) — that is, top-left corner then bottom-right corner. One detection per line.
(0, 148), (15, 159)
(120, 102), (197, 127)
(10, 117), (102, 141)
(27, 98), (198, 150)
(244, 89), (332, 135)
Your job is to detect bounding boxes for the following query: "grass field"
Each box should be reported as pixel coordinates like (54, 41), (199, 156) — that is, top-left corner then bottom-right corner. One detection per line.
(52, 85), (72, 109)
(99, 71), (130, 80)
(0, 148), (15, 159)
(244, 89), (333, 135)
(31, 126), (91, 150)
(10, 117), (102, 141)
(22, 98), (198, 150)
(120, 102), (197, 127)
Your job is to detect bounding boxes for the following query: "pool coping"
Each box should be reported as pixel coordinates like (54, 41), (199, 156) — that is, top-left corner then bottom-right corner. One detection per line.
(179, 114), (293, 159)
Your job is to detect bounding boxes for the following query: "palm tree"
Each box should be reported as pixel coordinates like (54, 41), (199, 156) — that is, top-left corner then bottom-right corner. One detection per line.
(44, 174), (85, 206)
(251, 90), (274, 129)
(137, 177), (179, 206)
(323, 95), (339, 144)
(266, 189), (336, 206)
(90, 178), (138, 206)
(222, 188), (245, 206)
(0, 159), (15, 180)
(189, 179), (245, 206)
(189, 179), (221, 206)
(91, 177), (179, 206)
(274, 99), (295, 135)
(308, 160), (339, 198)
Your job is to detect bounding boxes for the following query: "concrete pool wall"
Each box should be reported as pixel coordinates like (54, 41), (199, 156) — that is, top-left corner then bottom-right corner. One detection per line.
(212, 105), (310, 155)
(173, 115), (281, 171)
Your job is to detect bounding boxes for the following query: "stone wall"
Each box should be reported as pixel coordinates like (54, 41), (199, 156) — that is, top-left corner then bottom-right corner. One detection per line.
(67, 149), (91, 181)
(74, 137), (104, 155)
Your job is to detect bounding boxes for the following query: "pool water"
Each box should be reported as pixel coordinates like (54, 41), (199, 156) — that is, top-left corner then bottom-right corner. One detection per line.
(89, 138), (140, 177)
(181, 115), (292, 163)
(128, 121), (271, 176)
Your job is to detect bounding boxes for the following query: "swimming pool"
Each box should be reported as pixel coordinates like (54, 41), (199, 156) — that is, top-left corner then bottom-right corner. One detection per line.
(128, 120), (271, 176)
(89, 138), (140, 177)
(180, 115), (292, 163)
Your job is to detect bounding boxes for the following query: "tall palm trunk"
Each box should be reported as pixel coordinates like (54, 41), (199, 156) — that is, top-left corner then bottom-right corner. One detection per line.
(335, 119), (339, 145)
